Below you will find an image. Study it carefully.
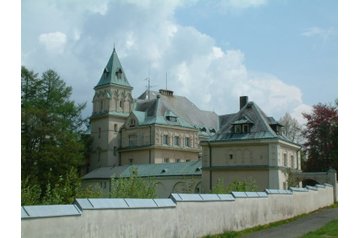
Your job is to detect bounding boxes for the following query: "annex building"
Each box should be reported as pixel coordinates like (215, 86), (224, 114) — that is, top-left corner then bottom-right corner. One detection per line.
(83, 49), (302, 196)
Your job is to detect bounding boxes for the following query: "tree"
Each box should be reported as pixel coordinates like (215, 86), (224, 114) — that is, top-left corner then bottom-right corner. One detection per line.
(110, 168), (157, 198)
(211, 178), (257, 194)
(279, 113), (303, 144)
(301, 101), (338, 173)
(21, 66), (87, 204)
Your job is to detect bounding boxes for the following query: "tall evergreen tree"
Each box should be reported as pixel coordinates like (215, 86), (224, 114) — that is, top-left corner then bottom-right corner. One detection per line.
(21, 66), (87, 204)
(301, 101), (338, 173)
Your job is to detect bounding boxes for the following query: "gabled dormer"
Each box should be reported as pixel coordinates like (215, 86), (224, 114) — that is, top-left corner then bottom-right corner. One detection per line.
(231, 116), (254, 134)
(164, 110), (178, 122)
(267, 117), (284, 135)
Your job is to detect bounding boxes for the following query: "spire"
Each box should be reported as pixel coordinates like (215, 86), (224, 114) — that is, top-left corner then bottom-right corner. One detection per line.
(95, 48), (132, 89)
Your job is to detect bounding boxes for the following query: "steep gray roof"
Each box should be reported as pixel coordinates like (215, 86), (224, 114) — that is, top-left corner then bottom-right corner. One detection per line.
(131, 90), (219, 131)
(211, 101), (298, 145)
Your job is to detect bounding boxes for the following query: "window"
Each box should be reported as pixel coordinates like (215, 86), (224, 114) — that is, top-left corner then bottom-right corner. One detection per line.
(283, 153), (287, 167)
(115, 68), (123, 79)
(174, 136), (180, 146)
(163, 135), (169, 145)
(234, 125), (241, 133)
(129, 158), (133, 164)
(291, 155), (295, 168)
(129, 135), (137, 146)
(164, 158), (170, 163)
(242, 124), (249, 133)
(114, 124), (118, 132)
(98, 127), (101, 138)
(166, 116), (177, 122)
(129, 118), (135, 127)
(100, 100), (104, 111)
(185, 137), (191, 147)
(176, 159), (181, 163)
(229, 154), (233, 159)
(113, 146), (117, 156)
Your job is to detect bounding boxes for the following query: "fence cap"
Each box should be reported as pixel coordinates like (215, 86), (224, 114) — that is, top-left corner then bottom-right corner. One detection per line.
(21, 205), (81, 219)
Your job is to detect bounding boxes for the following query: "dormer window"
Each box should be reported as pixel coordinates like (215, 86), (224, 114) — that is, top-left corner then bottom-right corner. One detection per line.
(232, 116), (253, 134)
(103, 68), (109, 78)
(129, 118), (136, 127)
(165, 111), (177, 122)
(115, 68), (123, 79)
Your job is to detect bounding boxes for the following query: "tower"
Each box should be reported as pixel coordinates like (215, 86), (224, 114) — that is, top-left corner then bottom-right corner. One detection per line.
(90, 48), (133, 170)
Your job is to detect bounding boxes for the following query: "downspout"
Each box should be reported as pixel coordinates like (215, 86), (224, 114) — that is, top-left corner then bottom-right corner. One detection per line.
(208, 141), (212, 191)
(149, 125), (152, 163)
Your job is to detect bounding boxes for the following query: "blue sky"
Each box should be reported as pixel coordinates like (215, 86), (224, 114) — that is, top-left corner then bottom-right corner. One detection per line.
(175, 0), (337, 106)
(21, 0), (338, 124)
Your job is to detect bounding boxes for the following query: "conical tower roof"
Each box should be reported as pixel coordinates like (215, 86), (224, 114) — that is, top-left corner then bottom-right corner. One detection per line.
(95, 48), (132, 89)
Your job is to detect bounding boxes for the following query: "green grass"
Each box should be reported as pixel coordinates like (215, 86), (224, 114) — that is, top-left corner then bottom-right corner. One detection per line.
(202, 204), (338, 238)
(300, 219), (338, 238)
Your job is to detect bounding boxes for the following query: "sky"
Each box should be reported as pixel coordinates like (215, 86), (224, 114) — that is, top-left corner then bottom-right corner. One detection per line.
(21, 0), (337, 124)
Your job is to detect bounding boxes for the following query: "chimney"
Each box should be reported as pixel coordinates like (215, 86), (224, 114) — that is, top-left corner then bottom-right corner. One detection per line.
(240, 96), (248, 110)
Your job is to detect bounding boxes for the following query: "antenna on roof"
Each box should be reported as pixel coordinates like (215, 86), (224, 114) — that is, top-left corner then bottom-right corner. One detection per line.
(166, 72), (168, 90)
(145, 76), (151, 100)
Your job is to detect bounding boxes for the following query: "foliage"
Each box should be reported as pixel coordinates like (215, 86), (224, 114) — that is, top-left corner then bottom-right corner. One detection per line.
(211, 178), (257, 194)
(301, 101), (338, 173)
(285, 168), (301, 188)
(21, 177), (41, 206)
(110, 168), (157, 198)
(76, 184), (103, 199)
(21, 66), (87, 205)
(279, 112), (303, 144)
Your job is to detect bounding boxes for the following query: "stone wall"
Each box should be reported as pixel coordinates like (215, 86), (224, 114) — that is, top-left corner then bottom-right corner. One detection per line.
(21, 184), (334, 238)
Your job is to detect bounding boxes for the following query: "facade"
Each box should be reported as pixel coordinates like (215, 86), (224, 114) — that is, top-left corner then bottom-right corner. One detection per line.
(201, 96), (302, 192)
(119, 89), (218, 165)
(82, 160), (202, 197)
(90, 49), (218, 170)
(87, 49), (302, 195)
(90, 48), (133, 171)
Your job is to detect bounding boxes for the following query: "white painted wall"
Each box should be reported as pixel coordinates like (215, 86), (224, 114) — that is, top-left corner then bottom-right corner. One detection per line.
(21, 186), (334, 238)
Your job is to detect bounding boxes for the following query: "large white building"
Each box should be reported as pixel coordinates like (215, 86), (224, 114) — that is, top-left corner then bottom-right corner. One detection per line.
(84, 49), (302, 196)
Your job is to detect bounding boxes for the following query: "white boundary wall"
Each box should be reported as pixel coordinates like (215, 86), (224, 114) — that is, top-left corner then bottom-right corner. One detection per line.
(21, 184), (334, 238)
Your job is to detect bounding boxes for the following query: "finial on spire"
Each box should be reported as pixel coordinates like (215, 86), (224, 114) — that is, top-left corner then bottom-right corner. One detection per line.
(113, 42), (116, 52)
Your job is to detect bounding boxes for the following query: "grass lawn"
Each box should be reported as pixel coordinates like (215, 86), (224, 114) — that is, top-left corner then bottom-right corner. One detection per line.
(203, 204), (338, 238)
(299, 219), (338, 238)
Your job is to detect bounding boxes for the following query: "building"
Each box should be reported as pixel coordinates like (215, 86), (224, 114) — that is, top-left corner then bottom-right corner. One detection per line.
(201, 96), (302, 192)
(118, 89), (218, 165)
(86, 49), (302, 196)
(82, 160), (202, 198)
(90, 48), (134, 171)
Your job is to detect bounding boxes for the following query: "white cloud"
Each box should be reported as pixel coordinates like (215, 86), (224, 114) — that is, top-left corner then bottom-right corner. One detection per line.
(23, 0), (309, 124)
(220, 0), (267, 9)
(301, 27), (335, 41)
(38, 32), (67, 54)
(291, 104), (312, 125)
